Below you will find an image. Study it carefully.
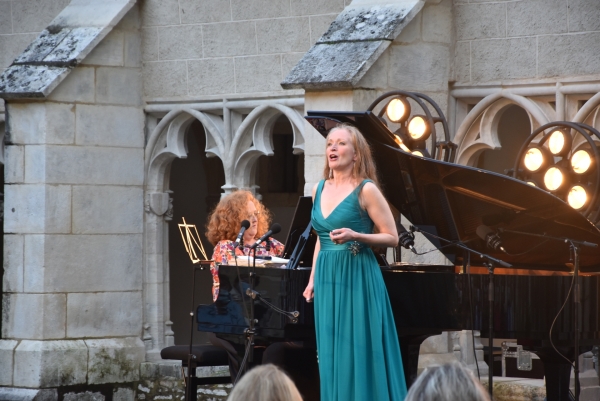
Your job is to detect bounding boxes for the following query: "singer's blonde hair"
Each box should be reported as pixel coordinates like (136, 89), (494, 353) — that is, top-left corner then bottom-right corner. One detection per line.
(323, 123), (381, 188)
(227, 364), (303, 401)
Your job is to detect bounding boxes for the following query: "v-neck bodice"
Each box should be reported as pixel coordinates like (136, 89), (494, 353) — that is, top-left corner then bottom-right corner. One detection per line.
(312, 179), (374, 251)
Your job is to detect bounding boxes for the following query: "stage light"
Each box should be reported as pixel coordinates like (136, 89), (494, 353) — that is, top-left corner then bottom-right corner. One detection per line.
(411, 148), (431, 158)
(394, 134), (411, 153)
(567, 185), (588, 210)
(571, 149), (592, 174)
(369, 90), (455, 162)
(386, 98), (411, 123)
(407, 115), (430, 141)
(525, 180), (538, 187)
(513, 121), (600, 224)
(523, 146), (547, 172)
(548, 130), (571, 156)
(544, 166), (565, 191)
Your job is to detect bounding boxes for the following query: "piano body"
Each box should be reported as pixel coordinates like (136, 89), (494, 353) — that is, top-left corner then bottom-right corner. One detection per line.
(198, 111), (600, 401)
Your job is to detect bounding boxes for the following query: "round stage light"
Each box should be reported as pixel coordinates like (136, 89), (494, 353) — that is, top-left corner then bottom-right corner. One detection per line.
(567, 185), (588, 210)
(407, 115), (430, 140)
(386, 98), (410, 123)
(571, 149), (592, 174)
(523, 147), (545, 172)
(548, 130), (569, 156)
(544, 166), (564, 191)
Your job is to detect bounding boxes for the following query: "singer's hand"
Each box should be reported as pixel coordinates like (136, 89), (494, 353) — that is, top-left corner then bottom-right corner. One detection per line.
(303, 282), (314, 303)
(329, 228), (355, 245)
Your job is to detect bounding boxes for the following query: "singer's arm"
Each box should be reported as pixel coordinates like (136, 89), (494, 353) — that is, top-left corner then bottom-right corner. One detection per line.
(304, 182), (320, 302)
(329, 182), (398, 248)
(209, 240), (238, 301)
(303, 237), (320, 302)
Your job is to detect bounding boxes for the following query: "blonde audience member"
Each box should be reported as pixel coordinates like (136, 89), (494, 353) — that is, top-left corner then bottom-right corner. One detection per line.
(405, 362), (491, 401)
(227, 364), (303, 401)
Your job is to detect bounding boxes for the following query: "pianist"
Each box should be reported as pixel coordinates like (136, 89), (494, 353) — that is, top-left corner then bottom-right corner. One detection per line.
(205, 190), (285, 378)
(206, 190), (284, 302)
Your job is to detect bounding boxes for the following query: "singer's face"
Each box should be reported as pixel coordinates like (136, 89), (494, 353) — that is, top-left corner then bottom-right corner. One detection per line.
(326, 128), (356, 172)
(244, 200), (259, 240)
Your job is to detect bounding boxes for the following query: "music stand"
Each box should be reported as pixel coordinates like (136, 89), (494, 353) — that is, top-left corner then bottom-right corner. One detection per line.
(177, 218), (212, 401)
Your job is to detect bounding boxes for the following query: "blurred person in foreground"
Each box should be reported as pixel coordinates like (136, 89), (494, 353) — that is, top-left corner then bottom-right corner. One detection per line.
(227, 364), (303, 401)
(405, 362), (491, 401)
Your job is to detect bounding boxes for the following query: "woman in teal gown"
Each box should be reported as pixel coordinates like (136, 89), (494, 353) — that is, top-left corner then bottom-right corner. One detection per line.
(303, 124), (408, 401)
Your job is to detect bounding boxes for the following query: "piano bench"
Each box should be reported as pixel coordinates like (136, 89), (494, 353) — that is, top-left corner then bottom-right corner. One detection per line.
(160, 345), (232, 386)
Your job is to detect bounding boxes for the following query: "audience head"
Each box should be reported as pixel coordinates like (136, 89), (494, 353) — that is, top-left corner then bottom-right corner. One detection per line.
(227, 364), (303, 401)
(206, 190), (271, 246)
(323, 123), (380, 187)
(405, 362), (491, 401)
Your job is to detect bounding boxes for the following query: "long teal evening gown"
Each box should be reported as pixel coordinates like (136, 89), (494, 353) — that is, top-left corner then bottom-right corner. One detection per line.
(312, 179), (407, 401)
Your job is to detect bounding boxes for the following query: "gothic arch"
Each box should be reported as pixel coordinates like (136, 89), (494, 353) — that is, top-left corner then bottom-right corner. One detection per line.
(142, 104), (305, 360)
(574, 92), (600, 125)
(454, 93), (551, 166)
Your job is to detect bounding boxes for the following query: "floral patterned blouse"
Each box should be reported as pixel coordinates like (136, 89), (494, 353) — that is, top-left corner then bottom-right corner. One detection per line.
(210, 238), (285, 301)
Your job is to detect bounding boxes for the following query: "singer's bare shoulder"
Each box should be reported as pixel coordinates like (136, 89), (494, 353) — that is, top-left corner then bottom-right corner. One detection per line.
(360, 181), (385, 203)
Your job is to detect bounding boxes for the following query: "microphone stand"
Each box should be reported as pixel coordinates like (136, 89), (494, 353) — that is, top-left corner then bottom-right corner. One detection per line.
(410, 226), (511, 397)
(236, 242), (301, 379)
(497, 229), (597, 401)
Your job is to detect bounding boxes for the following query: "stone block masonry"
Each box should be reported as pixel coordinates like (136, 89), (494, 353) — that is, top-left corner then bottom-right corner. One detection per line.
(140, 0), (345, 100)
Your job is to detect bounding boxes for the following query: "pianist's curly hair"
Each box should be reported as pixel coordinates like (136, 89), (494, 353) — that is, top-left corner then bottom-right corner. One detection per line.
(324, 123), (381, 188)
(205, 190), (272, 246)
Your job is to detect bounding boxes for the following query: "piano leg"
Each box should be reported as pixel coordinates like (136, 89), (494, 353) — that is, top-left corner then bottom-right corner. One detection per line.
(534, 348), (572, 401)
(399, 334), (435, 387)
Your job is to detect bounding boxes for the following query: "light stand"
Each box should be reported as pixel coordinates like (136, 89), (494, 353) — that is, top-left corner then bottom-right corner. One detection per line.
(410, 225), (511, 397)
(498, 228), (598, 401)
(484, 260), (496, 395)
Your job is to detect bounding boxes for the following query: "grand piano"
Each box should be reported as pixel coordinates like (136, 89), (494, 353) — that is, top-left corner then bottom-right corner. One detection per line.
(198, 111), (600, 401)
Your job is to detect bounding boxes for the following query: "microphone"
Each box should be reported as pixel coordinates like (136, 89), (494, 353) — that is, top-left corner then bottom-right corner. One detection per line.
(476, 225), (505, 253)
(398, 224), (417, 254)
(234, 220), (251, 247)
(250, 223), (282, 250)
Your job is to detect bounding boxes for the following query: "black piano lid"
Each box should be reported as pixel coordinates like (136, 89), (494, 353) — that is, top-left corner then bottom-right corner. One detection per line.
(306, 111), (600, 272)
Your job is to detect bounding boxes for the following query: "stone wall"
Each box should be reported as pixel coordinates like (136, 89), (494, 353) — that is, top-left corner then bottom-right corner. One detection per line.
(453, 0), (600, 85)
(140, 0), (351, 101)
(357, 0), (452, 113)
(1, 4), (145, 389)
